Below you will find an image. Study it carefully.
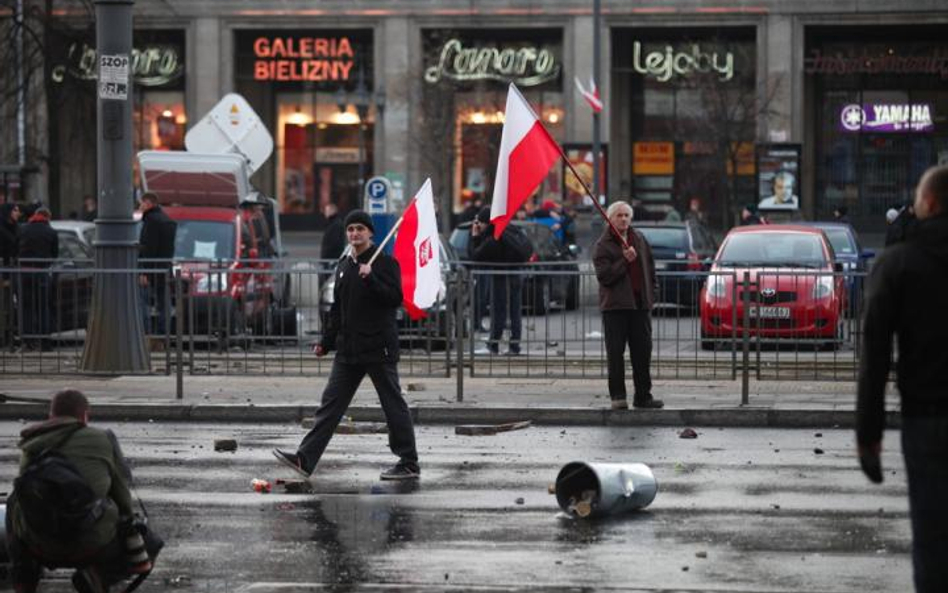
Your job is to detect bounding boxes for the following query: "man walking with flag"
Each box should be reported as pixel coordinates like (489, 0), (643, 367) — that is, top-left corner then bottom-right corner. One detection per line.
(273, 209), (420, 481)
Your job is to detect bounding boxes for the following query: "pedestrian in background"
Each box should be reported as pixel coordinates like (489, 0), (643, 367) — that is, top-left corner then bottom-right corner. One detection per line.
(469, 207), (531, 355)
(1, 203), (22, 349)
(137, 193), (177, 338)
(273, 210), (420, 481)
(857, 164), (948, 593)
(81, 195), (97, 222)
(885, 201), (917, 247)
(593, 201), (663, 410)
(319, 202), (346, 262)
(832, 205), (850, 224)
(685, 197), (706, 225)
(740, 203), (762, 226)
(17, 206), (57, 351)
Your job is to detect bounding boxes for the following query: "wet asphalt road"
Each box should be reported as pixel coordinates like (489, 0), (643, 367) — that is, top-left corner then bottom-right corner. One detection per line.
(0, 421), (911, 592)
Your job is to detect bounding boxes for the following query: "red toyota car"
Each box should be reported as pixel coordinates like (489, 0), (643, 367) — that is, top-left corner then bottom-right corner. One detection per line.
(699, 225), (846, 350)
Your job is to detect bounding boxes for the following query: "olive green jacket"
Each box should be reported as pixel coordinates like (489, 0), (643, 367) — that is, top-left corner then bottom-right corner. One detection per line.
(12, 417), (134, 560)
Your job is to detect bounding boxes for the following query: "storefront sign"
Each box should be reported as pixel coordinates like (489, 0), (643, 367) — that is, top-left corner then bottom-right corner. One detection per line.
(315, 147), (360, 163)
(633, 142), (675, 175)
(424, 38), (560, 86)
(805, 50), (948, 79)
(51, 42), (183, 87)
(839, 103), (934, 133)
(252, 36), (355, 81)
(633, 42), (734, 82)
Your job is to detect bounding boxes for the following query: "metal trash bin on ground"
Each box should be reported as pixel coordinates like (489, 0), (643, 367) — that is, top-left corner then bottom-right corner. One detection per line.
(555, 461), (657, 518)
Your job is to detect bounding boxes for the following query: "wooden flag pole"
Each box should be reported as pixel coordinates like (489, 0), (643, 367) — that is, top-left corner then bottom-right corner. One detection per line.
(558, 151), (629, 249)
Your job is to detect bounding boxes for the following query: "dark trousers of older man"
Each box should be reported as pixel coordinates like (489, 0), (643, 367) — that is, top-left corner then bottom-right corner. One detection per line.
(603, 309), (652, 403)
(297, 360), (419, 472)
(901, 414), (948, 593)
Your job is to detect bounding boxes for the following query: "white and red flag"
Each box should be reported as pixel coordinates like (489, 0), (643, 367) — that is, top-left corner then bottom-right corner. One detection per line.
(574, 76), (603, 113)
(489, 83), (562, 238)
(393, 178), (441, 320)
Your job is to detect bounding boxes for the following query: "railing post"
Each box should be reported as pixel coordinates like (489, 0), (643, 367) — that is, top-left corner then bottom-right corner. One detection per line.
(174, 267), (184, 400)
(455, 268), (465, 403)
(741, 270), (751, 406)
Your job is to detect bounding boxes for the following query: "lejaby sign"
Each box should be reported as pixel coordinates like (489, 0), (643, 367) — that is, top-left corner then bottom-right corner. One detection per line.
(633, 41), (734, 82)
(252, 36), (355, 81)
(425, 38), (560, 86)
(839, 103), (934, 133)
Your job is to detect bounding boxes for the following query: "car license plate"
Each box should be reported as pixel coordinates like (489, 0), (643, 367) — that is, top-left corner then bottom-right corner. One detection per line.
(748, 306), (790, 319)
(654, 261), (668, 270)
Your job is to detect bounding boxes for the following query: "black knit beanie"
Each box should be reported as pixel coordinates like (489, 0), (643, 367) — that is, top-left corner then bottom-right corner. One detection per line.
(344, 209), (374, 232)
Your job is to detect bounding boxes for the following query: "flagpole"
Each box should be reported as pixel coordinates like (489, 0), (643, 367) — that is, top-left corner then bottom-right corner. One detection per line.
(559, 145), (629, 249)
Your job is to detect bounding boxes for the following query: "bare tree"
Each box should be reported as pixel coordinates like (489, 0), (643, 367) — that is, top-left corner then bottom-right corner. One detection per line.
(0, 0), (95, 206)
(676, 40), (784, 229)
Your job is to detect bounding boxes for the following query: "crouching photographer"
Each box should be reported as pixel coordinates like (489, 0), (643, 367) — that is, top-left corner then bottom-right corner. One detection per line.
(4, 389), (162, 593)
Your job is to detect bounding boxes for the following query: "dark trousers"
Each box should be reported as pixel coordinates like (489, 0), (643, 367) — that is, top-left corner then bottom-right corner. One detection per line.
(5, 494), (128, 592)
(20, 271), (51, 342)
(901, 415), (948, 593)
(489, 274), (523, 353)
(602, 309), (653, 401)
(473, 274), (491, 330)
(297, 359), (419, 472)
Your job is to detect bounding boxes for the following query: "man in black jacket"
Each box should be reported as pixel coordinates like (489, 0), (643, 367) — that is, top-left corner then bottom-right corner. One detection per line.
(1, 203), (22, 347)
(273, 210), (419, 481)
(857, 164), (948, 593)
(18, 207), (58, 350)
(469, 207), (528, 355)
(137, 193), (177, 335)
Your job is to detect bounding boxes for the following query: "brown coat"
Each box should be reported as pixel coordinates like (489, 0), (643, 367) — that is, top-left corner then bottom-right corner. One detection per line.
(593, 226), (658, 311)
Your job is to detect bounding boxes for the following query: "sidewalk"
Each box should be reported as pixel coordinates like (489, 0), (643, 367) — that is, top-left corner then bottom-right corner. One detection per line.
(0, 374), (899, 428)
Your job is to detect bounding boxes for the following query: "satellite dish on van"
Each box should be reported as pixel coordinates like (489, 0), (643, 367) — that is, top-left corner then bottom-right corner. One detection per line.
(185, 93), (273, 174)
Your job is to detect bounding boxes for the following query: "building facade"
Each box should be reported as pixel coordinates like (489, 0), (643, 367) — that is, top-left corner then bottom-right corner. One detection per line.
(3, 0), (946, 235)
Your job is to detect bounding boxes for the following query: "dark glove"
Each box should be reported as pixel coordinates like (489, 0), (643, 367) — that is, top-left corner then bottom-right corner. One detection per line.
(859, 450), (883, 484)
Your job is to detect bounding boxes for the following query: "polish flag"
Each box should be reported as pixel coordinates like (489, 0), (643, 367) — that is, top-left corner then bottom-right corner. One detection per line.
(574, 76), (603, 113)
(490, 83), (562, 238)
(394, 178), (441, 320)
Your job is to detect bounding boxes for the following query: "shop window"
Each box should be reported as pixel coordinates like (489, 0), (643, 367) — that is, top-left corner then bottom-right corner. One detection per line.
(134, 91), (186, 151)
(276, 94), (375, 215)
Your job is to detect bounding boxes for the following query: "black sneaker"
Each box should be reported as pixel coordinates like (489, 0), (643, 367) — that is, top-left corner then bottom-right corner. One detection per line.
(380, 464), (420, 481)
(633, 398), (665, 409)
(272, 448), (310, 478)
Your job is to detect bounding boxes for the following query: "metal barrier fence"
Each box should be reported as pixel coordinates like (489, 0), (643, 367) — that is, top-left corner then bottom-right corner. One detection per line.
(0, 260), (868, 402)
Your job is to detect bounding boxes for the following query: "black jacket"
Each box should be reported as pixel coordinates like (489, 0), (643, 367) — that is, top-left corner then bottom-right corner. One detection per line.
(139, 205), (177, 269)
(17, 219), (58, 267)
(857, 214), (948, 446)
(469, 224), (527, 265)
(0, 204), (18, 266)
(320, 215), (346, 261)
(319, 245), (403, 364)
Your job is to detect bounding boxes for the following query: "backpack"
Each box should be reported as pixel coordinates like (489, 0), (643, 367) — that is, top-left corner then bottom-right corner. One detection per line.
(502, 224), (533, 263)
(13, 426), (106, 540)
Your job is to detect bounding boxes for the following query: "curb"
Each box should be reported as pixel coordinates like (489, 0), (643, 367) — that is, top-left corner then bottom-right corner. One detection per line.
(0, 403), (900, 429)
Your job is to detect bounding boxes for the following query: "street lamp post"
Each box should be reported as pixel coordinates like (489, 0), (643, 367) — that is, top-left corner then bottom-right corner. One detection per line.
(592, 0), (603, 206)
(81, 0), (149, 372)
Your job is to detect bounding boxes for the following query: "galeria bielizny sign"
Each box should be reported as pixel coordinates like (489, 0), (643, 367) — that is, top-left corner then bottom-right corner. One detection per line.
(425, 38), (560, 86)
(252, 36), (356, 82)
